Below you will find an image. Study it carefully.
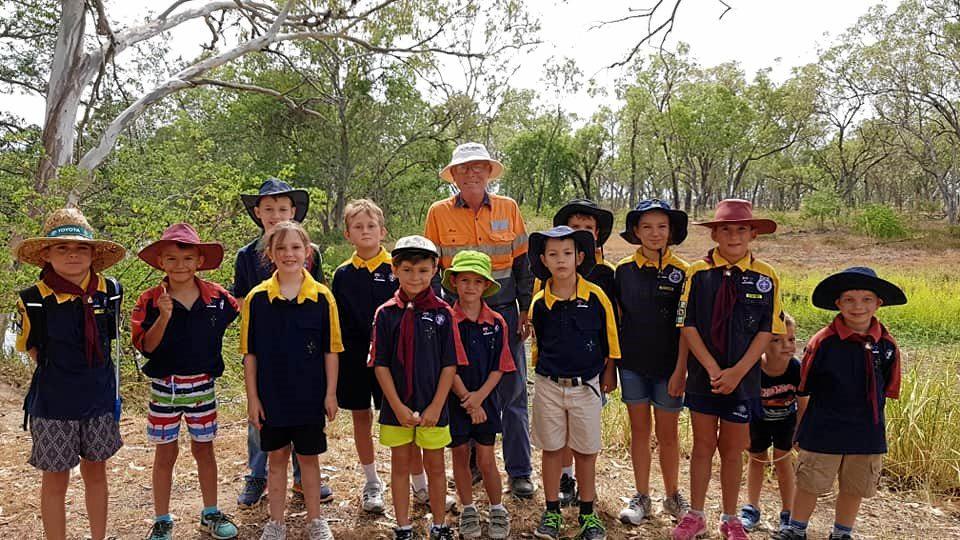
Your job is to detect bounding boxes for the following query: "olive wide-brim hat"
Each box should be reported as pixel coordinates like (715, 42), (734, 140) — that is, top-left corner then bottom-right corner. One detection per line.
(15, 207), (126, 272)
(441, 250), (501, 297)
(812, 267), (907, 310)
(527, 226), (596, 281)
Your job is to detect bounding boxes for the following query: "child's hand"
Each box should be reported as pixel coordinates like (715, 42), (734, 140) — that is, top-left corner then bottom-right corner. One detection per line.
(420, 404), (441, 427)
(397, 406), (420, 427)
(519, 312), (532, 340)
(668, 368), (686, 398)
(710, 368), (744, 395)
(247, 398), (265, 429)
(470, 407), (487, 424)
(461, 392), (484, 413)
(324, 393), (338, 422)
(157, 286), (174, 320)
(601, 367), (618, 393)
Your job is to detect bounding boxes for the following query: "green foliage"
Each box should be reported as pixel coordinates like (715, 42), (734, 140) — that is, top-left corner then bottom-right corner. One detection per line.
(856, 204), (908, 239)
(801, 187), (843, 230)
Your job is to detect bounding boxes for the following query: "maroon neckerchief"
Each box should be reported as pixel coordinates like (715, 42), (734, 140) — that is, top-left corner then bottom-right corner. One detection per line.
(41, 263), (104, 366)
(705, 249), (744, 358)
(394, 287), (447, 401)
(800, 315), (901, 424)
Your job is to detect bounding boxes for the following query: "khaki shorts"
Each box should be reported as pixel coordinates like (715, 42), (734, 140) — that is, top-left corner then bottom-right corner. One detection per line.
(531, 374), (602, 454)
(796, 449), (883, 498)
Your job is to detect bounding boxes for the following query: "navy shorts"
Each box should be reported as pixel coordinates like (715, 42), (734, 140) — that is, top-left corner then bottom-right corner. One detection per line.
(619, 367), (683, 411)
(684, 393), (755, 424)
(259, 423), (327, 455)
(336, 346), (383, 411)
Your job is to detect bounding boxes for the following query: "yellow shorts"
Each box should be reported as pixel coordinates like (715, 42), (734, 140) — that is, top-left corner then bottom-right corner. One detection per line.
(380, 424), (451, 450)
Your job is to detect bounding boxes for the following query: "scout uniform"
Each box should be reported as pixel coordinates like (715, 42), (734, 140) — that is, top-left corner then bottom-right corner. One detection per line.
(547, 198), (617, 303)
(331, 247), (396, 411)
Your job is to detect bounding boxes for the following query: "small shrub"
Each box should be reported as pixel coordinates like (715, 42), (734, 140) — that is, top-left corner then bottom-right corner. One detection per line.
(856, 204), (908, 239)
(801, 188), (843, 230)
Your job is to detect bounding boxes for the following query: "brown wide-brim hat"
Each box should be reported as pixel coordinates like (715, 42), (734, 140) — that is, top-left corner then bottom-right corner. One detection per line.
(15, 207), (126, 272)
(138, 222), (224, 271)
(695, 198), (777, 235)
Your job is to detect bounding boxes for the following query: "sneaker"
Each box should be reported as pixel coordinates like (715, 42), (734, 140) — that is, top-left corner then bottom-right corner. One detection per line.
(307, 518), (334, 540)
(534, 510), (563, 540)
(559, 473), (578, 507)
(739, 504), (761, 531)
(771, 529), (807, 540)
(320, 482), (335, 503)
(487, 506), (510, 539)
(146, 521), (173, 540)
(200, 511), (239, 539)
(361, 481), (386, 514)
(509, 476), (536, 499)
(428, 524), (454, 540)
(719, 517), (750, 540)
(672, 511), (707, 540)
(238, 476), (267, 506)
(260, 520), (286, 540)
(663, 492), (690, 519)
(458, 506), (482, 539)
(576, 512), (606, 540)
(619, 493), (652, 525)
(827, 534), (853, 540)
(411, 487), (456, 513)
(778, 511), (791, 532)
(394, 527), (417, 540)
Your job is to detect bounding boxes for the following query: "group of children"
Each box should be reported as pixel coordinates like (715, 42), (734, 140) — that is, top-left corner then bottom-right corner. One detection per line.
(13, 176), (907, 540)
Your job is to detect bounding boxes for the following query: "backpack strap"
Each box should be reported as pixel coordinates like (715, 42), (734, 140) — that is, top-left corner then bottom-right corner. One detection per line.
(18, 286), (45, 431)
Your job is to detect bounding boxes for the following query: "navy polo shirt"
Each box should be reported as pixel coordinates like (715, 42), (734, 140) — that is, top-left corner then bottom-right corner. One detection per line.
(529, 277), (621, 379)
(15, 274), (120, 420)
(131, 278), (239, 379)
(677, 249), (786, 400)
(615, 249), (690, 377)
(534, 253), (617, 307)
(331, 248), (397, 349)
(232, 237), (325, 299)
(370, 298), (464, 427)
(240, 270), (343, 427)
(449, 302), (516, 436)
(795, 322), (899, 454)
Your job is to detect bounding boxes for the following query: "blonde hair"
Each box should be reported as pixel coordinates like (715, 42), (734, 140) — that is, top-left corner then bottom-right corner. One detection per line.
(260, 221), (311, 265)
(783, 312), (796, 329)
(343, 199), (385, 229)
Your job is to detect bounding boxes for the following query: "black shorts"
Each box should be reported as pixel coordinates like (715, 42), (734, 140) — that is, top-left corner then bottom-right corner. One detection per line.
(449, 431), (497, 448)
(336, 346), (383, 411)
(749, 413), (797, 453)
(259, 423), (327, 455)
(684, 393), (757, 424)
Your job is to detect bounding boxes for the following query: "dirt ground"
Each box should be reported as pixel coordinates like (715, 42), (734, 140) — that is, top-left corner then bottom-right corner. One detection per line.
(2, 229), (959, 539)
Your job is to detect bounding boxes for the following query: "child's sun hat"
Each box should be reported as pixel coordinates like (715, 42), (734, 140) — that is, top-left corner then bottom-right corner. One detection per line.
(16, 207), (126, 272)
(441, 250), (501, 297)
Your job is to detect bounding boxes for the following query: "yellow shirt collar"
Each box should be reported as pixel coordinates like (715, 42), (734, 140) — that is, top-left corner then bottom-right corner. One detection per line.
(542, 276), (591, 310)
(36, 272), (107, 304)
(633, 248), (681, 270)
(708, 248), (753, 272)
(265, 269), (323, 304)
(351, 247), (391, 272)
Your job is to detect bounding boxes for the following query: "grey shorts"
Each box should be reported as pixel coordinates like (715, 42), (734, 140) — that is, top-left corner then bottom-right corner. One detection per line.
(29, 413), (123, 472)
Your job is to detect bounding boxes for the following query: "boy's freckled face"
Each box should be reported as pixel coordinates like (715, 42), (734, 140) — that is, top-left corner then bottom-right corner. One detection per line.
(766, 324), (797, 364)
(254, 195), (296, 232)
(566, 214), (598, 242)
(157, 245), (203, 284)
(540, 237), (584, 281)
(394, 259), (437, 296)
(43, 242), (93, 279)
(451, 272), (488, 304)
(635, 211), (670, 252)
(835, 290), (882, 330)
(710, 223), (757, 262)
(268, 232), (307, 273)
(344, 212), (387, 250)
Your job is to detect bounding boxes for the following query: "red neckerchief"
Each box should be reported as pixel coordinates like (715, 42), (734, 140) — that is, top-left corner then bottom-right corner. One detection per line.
(41, 264), (103, 366)
(705, 248), (747, 357)
(799, 315), (901, 423)
(394, 288), (447, 401)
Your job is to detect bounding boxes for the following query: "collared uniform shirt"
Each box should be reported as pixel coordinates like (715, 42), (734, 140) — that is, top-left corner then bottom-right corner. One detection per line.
(131, 277), (239, 379)
(240, 270), (343, 427)
(232, 237), (325, 299)
(615, 249), (690, 377)
(529, 277), (621, 379)
(331, 247), (397, 349)
(533, 251), (618, 317)
(678, 249), (785, 400)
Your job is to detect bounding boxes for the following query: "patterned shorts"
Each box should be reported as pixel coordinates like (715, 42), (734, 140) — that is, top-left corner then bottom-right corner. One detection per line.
(29, 412), (122, 472)
(147, 374), (218, 444)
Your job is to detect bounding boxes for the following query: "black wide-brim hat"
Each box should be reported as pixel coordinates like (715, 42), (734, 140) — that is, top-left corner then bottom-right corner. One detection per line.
(553, 198), (615, 248)
(812, 267), (907, 310)
(620, 199), (688, 245)
(240, 178), (309, 228)
(528, 226), (597, 281)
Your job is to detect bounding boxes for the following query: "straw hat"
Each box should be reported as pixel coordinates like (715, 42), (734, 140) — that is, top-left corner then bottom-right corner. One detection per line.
(15, 207), (126, 272)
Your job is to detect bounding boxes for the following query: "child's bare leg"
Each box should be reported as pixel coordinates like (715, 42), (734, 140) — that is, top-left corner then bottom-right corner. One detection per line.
(542, 449), (563, 502)
(654, 408), (681, 496)
(476, 443), (502, 505)
(571, 450), (597, 504)
(353, 409), (376, 466)
(41, 470), (69, 540)
(191, 440), (218, 508)
(689, 412), (719, 511)
(409, 445), (425, 476)
(391, 444), (414, 526)
(834, 492), (863, 530)
(297, 453), (322, 521)
(80, 458), (108, 540)
(746, 451), (767, 507)
(561, 446), (574, 473)
(267, 446), (291, 523)
(423, 448), (447, 526)
(451, 444), (473, 506)
(791, 488), (818, 523)
(718, 420), (749, 515)
(626, 403), (652, 494)
(772, 449), (795, 513)
(152, 441), (179, 516)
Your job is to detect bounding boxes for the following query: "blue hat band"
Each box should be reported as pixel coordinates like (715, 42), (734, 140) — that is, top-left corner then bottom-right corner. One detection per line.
(47, 225), (93, 239)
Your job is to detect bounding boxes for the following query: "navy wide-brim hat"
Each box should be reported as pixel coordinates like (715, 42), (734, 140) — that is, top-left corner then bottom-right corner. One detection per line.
(552, 198), (615, 248)
(528, 226), (597, 281)
(812, 267), (907, 310)
(240, 178), (310, 228)
(620, 199), (689, 246)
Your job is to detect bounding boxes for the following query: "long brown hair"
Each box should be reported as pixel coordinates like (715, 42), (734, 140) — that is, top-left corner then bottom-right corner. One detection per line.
(260, 221), (311, 267)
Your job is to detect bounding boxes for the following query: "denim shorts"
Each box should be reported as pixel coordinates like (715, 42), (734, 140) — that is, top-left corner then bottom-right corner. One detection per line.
(618, 367), (683, 412)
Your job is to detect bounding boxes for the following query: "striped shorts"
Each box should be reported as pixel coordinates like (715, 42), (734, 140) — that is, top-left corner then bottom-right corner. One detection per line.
(147, 374), (218, 444)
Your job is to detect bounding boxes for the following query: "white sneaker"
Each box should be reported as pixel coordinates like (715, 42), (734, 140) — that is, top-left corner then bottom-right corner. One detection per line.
(362, 481), (386, 514)
(260, 520), (286, 540)
(619, 493), (652, 525)
(307, 518), (334, 540)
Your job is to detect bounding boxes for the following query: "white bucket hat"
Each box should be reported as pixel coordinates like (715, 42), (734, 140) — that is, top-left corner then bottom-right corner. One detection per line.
(439, 142), (504, 182)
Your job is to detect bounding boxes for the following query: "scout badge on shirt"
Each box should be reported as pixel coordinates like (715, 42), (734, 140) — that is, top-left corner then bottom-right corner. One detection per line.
(756, 276), (773, 293)
(668, 268), (683, 284)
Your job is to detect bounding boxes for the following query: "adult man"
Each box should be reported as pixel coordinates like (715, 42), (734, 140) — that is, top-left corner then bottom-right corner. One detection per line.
(424, 142), (536, 498)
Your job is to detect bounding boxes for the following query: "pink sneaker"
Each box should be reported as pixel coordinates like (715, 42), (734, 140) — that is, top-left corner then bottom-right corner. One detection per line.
(672, 511), (707, 540)
(720, 517), (750, 540)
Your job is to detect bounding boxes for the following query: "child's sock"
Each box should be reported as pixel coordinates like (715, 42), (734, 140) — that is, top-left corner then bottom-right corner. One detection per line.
(562, 466), (574, 477)
(397, 524), (412, 531)
(490, 503), (506, 512)
(201, 506), (218, 517)
(832, 523), (853, 536)
(362, 462), (380, 485)
(579, 500), (594, 516)
(721, 513), (735, 523)
(155, 514), (172, 523)
(546, 500), (561, 514)
(789, 519), (809, 533)
(411, 472), (427, 492)
(463, 503), (477, 512)
(690, 508), (706, 518)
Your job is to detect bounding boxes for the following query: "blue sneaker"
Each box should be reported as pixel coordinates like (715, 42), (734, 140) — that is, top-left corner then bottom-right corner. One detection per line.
(147, 520), (173, 540)
(238, 476), (267, 506)
(291, 480), (335, 503)
(739, 504), (761, 531)
(200, 510), (239, 539)
(779, 511), (791, 533)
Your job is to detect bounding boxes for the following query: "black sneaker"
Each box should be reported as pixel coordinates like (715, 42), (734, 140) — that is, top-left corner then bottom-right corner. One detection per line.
(559, 473), (578, 507)
(534, 510), (563, 540)
(575, 512), (606, 540)
(771, 529), (807, 540)
(428, 524), (454, 540)
(394, 527), (417, 540)
(828, 534), (853, 540)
